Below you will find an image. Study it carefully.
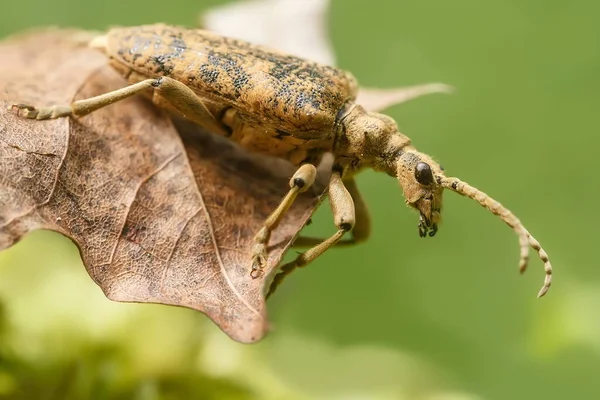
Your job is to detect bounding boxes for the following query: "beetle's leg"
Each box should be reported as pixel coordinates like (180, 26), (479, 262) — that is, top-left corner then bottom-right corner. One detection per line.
(146, 77), (229, 136)
(11, 79), (159, 120)
(250, 164), (317, 278)
(292, 177), (370, 247)
(11, 77), (228, 136)
(267, 170), (354, 298)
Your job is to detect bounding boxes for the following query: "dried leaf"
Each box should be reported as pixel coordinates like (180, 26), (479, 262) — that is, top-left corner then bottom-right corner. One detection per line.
(0, 30), (327, 343)
(1, 0), (453, 344)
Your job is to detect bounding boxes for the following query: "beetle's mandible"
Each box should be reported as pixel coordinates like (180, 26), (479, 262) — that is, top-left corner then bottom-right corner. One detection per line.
(11, 24), (552, 298)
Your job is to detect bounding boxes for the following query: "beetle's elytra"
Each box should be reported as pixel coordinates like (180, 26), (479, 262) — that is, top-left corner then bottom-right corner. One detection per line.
(11, 24), (552, 297)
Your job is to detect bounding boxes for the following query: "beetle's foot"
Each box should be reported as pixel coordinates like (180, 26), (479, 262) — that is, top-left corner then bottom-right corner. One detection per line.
(10, 103), (39, 119)
(10, 103), (72, 120)
(250, 244), (267, 279)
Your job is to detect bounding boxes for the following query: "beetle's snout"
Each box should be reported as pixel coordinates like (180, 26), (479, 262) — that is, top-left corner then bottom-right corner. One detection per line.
(395, 151), (445, 238)
(420, 219), (438, 237)
(414, 198), (440, 238)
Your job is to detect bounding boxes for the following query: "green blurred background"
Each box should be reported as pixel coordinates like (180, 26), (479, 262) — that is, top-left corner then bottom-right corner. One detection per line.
(0, 0), (598, 399)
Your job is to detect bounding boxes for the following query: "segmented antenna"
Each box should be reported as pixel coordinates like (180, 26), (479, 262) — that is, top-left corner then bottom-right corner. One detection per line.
(440, 177), (552, 297)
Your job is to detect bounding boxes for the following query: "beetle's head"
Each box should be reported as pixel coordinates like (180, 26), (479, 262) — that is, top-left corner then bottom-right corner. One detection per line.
(340, 106), (552, 297)
(339, 106), (552, 296)
(392, 147), (553, 298)
(338, 106), (446, 237)
(395, 150), (445, 237)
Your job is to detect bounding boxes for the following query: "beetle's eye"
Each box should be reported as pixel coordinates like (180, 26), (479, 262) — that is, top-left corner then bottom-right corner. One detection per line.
(415, 162), (434, 185)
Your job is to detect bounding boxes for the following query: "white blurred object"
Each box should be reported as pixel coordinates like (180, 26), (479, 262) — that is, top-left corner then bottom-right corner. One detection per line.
(202, 0), (452, 111)
(356, 83), (455, 113)
(202, 0), (335, 65)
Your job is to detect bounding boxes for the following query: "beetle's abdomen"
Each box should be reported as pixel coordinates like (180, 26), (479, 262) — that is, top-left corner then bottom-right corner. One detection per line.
(217, 107), (332, 166)
(105, 24), (358, 138)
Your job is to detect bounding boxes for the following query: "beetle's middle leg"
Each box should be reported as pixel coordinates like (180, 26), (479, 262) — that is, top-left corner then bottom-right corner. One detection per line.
(11, 76), (229, 137)
(292, 177), (370, 248)
(250, 164), (317, 278)
(266, 169), (355, 297)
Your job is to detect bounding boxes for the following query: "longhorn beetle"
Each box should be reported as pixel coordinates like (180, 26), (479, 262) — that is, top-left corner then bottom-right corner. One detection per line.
(11, 24), (552, 298)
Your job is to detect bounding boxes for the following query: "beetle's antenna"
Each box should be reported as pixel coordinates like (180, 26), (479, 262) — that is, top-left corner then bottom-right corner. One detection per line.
(439, 177), (552, 298)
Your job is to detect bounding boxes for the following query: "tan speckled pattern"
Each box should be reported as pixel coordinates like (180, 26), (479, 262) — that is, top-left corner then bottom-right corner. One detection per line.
(102, 24), (358, 161)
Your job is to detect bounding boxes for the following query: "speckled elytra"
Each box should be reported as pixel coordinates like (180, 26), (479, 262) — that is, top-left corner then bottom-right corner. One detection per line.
(11, 24), (552, 297)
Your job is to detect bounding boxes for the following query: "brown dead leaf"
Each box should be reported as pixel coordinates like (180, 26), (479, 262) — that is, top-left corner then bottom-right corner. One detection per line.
(0, 30), (327, 343)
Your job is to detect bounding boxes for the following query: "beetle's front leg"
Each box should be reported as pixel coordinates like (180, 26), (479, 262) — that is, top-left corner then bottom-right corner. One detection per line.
(266, 169), (355, 297)
(11, 76), (229, 137)
(250, 164), (317, 278)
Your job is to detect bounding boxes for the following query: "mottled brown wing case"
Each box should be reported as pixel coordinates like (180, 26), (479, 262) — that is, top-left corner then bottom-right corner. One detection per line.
(105, 24), (358, 138)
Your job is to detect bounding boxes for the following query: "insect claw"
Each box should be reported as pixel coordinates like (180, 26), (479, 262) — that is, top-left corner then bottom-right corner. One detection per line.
(418, 223), (427, 238)
(11, 103), (33, 111)
(250, 267), (262, 279)
(10, 104), (32, 117)
(250, 250), (267, 279)
(12, 104), (41, 119)
(428, 224), (438, 237)
(418, 214), (438, 238)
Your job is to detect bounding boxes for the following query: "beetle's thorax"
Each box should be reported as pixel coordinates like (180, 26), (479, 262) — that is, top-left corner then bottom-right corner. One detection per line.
(335, 104), (411, 175)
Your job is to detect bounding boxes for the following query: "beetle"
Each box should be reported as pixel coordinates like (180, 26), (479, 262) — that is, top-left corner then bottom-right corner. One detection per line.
(11, 24), (552, 297)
